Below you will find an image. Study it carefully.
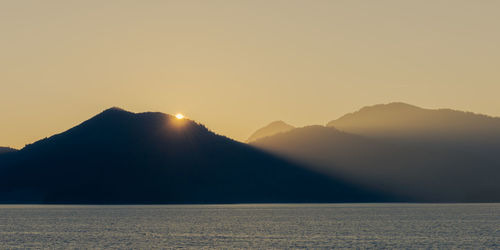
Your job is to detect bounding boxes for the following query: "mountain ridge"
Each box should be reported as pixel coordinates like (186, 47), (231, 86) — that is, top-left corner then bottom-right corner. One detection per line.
(0, 147), (17, 154)
(0, 107), (386, 204)
(247, 121), (295, 142)
(326, 102), (500, 146)
(252, 103), (500, 202)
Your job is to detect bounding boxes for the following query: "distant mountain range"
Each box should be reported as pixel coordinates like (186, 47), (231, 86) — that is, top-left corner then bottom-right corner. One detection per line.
(251, 103), (500, 202)
(0, 108), (384, 204)
(3, 102), (499, 203)
(247, 121), (294, 142)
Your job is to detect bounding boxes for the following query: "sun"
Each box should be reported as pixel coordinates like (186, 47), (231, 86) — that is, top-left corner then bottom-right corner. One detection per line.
(175, 113), (184, 119)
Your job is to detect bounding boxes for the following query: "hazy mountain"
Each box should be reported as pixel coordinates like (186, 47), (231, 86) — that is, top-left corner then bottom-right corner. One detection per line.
(247, 121), (294, 142)
(327, 102), (500, 147)
(252, 104), (500, 202)
(0, 108), (386, 204)
(0, 147), (17, 154)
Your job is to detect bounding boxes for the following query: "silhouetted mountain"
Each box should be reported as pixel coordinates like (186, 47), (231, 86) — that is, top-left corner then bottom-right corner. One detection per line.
(0, 147), (17, 154)
(247, 121), (294, 142)
(0, 108), (387, 204)
(253, 104), (500, 202)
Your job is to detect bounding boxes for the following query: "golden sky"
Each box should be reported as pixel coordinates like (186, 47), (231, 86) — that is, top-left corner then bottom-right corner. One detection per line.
(1, 1), (499, 148)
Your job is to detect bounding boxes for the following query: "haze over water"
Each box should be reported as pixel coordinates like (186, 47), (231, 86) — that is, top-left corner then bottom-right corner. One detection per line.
(1, 204), (499, 249)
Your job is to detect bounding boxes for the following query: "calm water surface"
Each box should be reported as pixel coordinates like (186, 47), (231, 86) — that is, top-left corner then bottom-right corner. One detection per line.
(0, 204), (499, 249)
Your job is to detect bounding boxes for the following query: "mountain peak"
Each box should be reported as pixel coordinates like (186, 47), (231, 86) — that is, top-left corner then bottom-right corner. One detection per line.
(326, 102), (422, 128)
(20, 107), (207, 153)
(268, 120), (291, 126)
(105, 106), (127, 112)
(96, 107), (181, 122)
(327, 102), (500, 143)
(88, 107), (135, 121)
(247, 121), (295, 142)
(356, 102), (421, 113)
(98, 106), (132, 115)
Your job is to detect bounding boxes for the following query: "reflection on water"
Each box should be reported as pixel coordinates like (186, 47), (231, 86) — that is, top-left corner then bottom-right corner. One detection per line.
(0, 204), (499, 248)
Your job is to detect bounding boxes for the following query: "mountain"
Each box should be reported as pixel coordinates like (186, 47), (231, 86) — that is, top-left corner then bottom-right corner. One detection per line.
(252, 104), (500, 202)
(0, 107), (386, 204)
(327, 102), (500, 147)
(0, 147), (17, 154)
(247, 121), (294, 142)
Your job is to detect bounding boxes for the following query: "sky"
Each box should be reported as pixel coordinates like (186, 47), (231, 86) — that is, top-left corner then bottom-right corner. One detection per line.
(1, 0), (499, 148)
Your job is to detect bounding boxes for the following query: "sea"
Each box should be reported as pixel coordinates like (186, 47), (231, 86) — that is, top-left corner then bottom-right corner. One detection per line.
(0, 204), (499, 249)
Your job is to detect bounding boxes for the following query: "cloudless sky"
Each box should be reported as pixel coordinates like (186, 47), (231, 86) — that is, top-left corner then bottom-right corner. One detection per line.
(1, 0), (499, 148)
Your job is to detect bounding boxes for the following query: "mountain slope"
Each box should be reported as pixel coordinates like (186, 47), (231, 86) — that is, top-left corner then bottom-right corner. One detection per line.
(0, 108), (385, 204)
(0, 147), (17, 154)
(247, 121), (294, 142)
(253, 105), (500, 202)
(327, 102), (500, 147)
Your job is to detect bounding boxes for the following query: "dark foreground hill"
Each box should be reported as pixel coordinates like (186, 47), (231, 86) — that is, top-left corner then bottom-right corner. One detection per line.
(252, 104), (500, 202)
(0, 108), (386, 204)
(0, 147), (17, 154)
